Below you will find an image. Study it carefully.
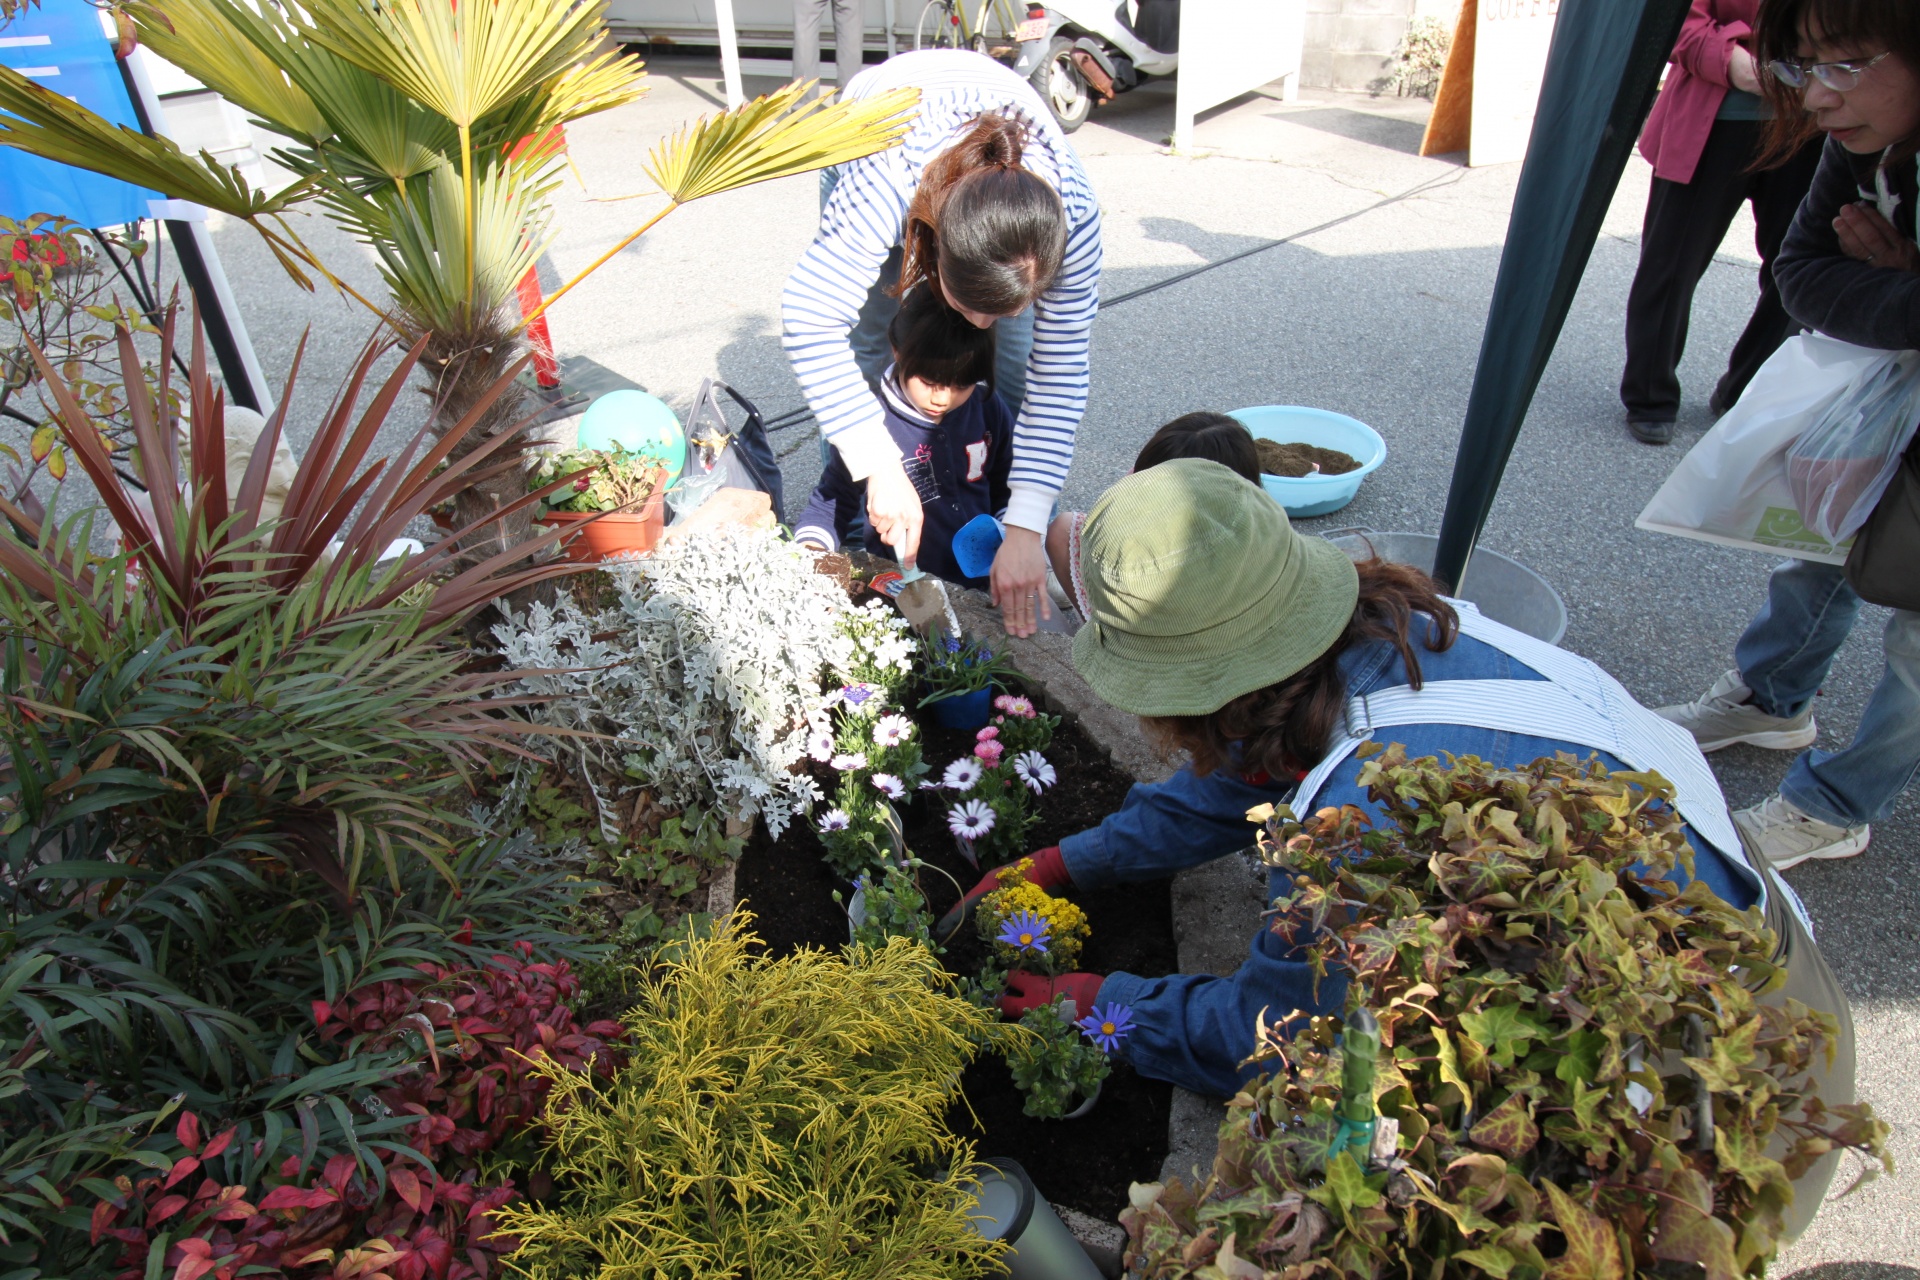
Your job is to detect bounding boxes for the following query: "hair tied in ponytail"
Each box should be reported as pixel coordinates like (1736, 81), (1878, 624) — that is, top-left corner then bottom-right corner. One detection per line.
(896, 111), (1066, 316)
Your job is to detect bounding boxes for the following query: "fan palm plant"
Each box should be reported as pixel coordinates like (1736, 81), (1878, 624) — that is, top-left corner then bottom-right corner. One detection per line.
(0, 0), (917, 558)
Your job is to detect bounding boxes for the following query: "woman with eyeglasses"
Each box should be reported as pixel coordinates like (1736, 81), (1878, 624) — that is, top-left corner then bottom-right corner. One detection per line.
(1657, 0), (1920, 872)
(1620, 0), (1824, 446)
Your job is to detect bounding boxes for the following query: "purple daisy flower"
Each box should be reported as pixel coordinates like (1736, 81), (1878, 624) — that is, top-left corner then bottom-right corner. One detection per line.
(871, 773), (906, 801)
(817, 808), (851, 834)
(995, 909), (1050, 955)
(1076, 1003), (1136, 1053)
(942, 757), (984, 792)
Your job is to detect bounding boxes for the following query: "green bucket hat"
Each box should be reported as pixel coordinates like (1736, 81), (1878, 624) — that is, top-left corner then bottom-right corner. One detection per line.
(1070, 458), (1360, 717)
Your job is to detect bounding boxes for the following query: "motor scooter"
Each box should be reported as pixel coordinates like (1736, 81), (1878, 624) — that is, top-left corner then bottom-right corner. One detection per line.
(1008, 0), (1179, 133)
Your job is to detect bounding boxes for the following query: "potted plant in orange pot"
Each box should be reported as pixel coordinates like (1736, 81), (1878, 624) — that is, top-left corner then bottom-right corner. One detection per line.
(533, 445), (669, 562)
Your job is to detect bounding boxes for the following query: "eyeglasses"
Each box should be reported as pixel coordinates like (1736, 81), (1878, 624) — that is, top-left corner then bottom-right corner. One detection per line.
(1767, 50), (1891, 92)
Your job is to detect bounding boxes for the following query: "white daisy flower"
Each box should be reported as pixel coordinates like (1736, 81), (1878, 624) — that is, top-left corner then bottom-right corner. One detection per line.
(1013, 751), (1057, 794)
(806, 730), (835, 763)
(817, 808), (851, 833)
(831, 752), (869, 771)
(942, 757), (984, 792)
(948, 799), (996, 841)
(871, 773), (907, 801)
(872, 714), (915, 748)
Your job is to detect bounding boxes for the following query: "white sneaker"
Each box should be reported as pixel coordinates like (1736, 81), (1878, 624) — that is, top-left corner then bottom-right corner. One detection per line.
(1734, 793), (1870, 871)
(1655, 669), (1818, 752)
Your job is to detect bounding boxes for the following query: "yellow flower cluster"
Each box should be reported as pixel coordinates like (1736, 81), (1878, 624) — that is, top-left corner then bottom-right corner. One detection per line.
(977, 858), (1090, 970)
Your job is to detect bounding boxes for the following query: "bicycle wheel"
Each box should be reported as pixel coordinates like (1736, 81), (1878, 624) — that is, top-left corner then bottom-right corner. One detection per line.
(917, 0), (965, 50)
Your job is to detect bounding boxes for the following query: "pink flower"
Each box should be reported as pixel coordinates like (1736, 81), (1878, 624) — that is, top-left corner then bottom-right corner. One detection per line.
(1001, 695), (1037, 719)
(974, 739), (1004, 767)
(976, 726), (999, 742)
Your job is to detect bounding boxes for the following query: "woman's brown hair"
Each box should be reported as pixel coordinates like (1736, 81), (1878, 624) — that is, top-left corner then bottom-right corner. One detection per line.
(1755, 0), (1920, 164)
(894, 113), (1067, 316)
(1144, 559), (1460, 781)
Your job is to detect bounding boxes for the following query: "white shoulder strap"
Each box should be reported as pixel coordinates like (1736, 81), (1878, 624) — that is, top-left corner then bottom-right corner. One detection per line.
(1294, 603), (1765, 911)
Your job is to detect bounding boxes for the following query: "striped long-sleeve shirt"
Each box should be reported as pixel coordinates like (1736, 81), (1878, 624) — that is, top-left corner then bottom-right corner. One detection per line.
(781, 49), (1103, 534)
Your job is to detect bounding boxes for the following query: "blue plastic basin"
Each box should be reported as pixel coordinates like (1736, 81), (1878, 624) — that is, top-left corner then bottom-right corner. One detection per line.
(1228, 406), (1387, 518)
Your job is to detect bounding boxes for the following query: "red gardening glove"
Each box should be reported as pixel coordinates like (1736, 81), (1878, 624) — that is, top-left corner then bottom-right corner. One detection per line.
(934, 845), (1073, 938)
(1000, 969), (1105, 1021)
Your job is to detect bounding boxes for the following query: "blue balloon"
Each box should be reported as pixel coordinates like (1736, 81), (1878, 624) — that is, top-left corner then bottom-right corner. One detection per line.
(577, 390), (685, 485)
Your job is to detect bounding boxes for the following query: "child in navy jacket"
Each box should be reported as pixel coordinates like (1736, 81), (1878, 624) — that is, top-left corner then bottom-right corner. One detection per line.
(794, 287), (1014, 589)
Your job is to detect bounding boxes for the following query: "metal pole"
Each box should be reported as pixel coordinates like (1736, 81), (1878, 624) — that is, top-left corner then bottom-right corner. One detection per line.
(715, 0), (744, 108)
(116, 47), (274, 413)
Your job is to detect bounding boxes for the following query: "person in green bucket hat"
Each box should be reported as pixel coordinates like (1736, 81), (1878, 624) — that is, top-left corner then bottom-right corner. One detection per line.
(939, 461), (1848, 1222)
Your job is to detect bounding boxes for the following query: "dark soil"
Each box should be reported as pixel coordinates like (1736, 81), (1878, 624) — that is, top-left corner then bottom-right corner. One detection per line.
(1256, 438), (1361, 477)
(734, 701), (1179, 1221)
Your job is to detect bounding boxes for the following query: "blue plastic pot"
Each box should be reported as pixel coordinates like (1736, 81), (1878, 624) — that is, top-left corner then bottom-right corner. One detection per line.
(1228, 405), (1388, 518)
(928, 687), (993, 730)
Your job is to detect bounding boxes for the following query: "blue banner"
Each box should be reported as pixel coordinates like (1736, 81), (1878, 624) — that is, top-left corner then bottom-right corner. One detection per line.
(0, 0), (160, 228)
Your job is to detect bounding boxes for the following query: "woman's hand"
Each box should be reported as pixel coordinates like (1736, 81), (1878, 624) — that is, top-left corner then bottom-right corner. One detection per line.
(1835, 201), (1920, 272)
(991, 525), (1050, 637)
(865, 458), (925, 565)
(1728, 45), (1762, 94)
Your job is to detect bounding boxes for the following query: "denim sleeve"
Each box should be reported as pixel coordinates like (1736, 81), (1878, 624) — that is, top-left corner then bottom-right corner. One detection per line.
(1087, 729), (1758, 1100)
(1058, 764), (1293, 889)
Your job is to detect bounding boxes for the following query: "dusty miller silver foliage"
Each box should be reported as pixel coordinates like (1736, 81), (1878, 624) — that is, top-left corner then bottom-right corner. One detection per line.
(492, 526), (864, 838)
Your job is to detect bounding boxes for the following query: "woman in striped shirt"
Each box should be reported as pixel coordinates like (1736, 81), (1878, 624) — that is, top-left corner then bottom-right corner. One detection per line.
(781, 49), (1103, 636)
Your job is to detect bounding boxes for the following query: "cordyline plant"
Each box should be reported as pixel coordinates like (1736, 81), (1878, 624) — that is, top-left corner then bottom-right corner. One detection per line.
(0, 307), (591, 897)
(0, 0), (917, 558)
(1123, 747), (1890, 1280)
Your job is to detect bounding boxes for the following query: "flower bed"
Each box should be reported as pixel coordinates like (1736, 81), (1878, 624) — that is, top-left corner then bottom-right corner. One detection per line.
(734, 694), (1180, 1220)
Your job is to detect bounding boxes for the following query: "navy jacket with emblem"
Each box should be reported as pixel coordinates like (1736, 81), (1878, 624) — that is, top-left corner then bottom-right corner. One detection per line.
(794, 367), (1014, 590)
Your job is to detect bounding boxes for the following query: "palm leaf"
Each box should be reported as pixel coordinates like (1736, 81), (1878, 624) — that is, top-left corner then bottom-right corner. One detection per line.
(528, 82), (919, 325)
(295, 0), (628, 131)
(0, 65), (302, 218)
(646, 81), (919, 202)
(128, 0), (329, 142)
(322, 154), (557, 331)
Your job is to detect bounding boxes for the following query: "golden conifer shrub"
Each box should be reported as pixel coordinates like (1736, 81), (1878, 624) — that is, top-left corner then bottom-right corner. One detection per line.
(498, 913), (1014, 1279)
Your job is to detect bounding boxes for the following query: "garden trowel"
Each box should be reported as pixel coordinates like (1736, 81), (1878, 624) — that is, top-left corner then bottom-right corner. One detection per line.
(893, 562), (959, 638)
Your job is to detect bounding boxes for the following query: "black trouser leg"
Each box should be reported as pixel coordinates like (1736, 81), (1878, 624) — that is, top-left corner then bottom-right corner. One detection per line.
(1713, 132), (1826, 413)
(1621, 118), (1762, 423)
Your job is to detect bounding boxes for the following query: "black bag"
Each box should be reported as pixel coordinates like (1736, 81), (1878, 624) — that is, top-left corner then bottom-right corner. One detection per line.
(683, 378), (785, 517)
(1843, 431), (1920, 612)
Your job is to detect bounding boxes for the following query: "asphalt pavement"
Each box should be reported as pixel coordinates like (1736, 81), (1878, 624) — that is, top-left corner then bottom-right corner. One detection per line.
(174, 52), (1913, 1272)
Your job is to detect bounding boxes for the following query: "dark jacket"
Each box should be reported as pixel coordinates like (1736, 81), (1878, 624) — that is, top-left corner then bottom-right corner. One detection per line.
(1774, 137), (1920, 349)
(793, 369), (1014, 589)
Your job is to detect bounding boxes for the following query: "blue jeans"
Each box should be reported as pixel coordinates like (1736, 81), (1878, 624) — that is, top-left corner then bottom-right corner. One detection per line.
(1061, 631), (1760, 1099)
(1735, 558), (1920, 827)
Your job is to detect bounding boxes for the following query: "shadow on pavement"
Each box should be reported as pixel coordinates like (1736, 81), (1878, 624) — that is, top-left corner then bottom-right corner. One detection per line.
(1263, 104), (1432, 156)
(1781, 1267), (1920, 1279)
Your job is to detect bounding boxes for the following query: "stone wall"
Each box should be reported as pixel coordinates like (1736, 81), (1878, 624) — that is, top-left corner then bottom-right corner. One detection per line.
(1302, 0), (1460, 93)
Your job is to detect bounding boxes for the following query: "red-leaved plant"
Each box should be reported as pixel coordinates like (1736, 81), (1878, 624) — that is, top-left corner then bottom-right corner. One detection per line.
(89, 948), (622, 1280)
(313, 941), (625, 1166)
(90, 1116), (517, 1280)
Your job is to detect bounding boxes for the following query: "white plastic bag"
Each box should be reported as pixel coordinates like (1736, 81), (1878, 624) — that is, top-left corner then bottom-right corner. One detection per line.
(1785, 349), (1920, 543)
(1636, 334), (1899, 564)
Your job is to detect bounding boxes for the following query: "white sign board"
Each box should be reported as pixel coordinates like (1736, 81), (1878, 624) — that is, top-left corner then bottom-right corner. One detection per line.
(1173, 0), (1307, 154)
(1469, 0), (1559, 166)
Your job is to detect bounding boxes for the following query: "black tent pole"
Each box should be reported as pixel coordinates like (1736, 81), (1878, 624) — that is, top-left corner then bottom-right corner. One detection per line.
(1431, 0), (1693, 592)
